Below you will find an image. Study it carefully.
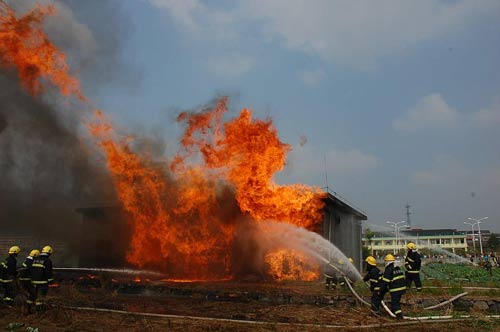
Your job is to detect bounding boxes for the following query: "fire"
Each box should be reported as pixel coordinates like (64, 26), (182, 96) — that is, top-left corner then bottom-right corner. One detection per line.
(0, 2), (83, 99)
(160, 278), (232, 283)
(265, 249), (319, 281)
(175, 98), (326, 229)
(89, 110), (235, 279)
(1, 2), (326, 281)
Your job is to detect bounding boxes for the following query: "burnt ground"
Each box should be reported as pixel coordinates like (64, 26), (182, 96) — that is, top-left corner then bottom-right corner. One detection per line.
(0, 274), (499, 332)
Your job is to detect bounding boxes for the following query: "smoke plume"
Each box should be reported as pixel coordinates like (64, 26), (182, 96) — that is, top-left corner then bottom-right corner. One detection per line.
(0, 73), (114, 237)
(0, 0), (132, 240)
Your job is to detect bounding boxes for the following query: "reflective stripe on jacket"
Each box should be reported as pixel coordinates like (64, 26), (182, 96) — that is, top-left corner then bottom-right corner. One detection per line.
(380, 263), (406, 293)
(18, 256), (34, 281)
(363, 265), (381, 291)
(405, 250), (421, 273)
(30, 253), (53, 284)
(0, 255), (17, 283)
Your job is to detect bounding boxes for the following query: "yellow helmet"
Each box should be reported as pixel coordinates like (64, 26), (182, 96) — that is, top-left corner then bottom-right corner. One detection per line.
(348, 258), (354, 263)
(365, 256), (377, 266)
(42, 245), (53, 254)
(384, 254), (395, 262)
(8, 246), (21, 254)
(29, 249), (40, 257)
(407, 242), (417, 250)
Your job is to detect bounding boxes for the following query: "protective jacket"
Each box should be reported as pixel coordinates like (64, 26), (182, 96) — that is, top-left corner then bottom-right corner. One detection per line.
(30, 253), (53, 284)
(363, 265), (381, 291)
(405, 250), (421, 274)
(380, 263), (406, 293)
(18, 256), (35, 281)
(0, 255), (18, 282)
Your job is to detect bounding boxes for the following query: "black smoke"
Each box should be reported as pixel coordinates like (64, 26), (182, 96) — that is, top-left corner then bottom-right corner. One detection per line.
(0, 73), (115, 237)
(0, 0), (135, 249)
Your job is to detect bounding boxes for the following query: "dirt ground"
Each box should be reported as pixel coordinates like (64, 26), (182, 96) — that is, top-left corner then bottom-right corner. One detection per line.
(0, 279), (498, 332)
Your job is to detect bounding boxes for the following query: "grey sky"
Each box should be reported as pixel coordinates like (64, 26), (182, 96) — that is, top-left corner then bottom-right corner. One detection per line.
(10, 0), (500, 232)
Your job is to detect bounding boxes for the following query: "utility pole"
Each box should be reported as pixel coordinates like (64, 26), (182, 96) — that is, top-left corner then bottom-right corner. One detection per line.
(387, 220), (407, 254)
(468, 217), (488, 257)
(464, 221), (476, 253)
(405, 203), (411, 228)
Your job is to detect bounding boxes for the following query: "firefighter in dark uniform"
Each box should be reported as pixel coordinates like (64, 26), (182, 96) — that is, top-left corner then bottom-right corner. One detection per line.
(0, 246), (21, 306)
(324, 261), (341, 290)
(30, 245), (53, 311)
(372, 254), (406, 319)
(363, 256), (381, 312)
(324, 258), (354, 290)
(18, 249), (40, 307)
(404, 242), (422, 291)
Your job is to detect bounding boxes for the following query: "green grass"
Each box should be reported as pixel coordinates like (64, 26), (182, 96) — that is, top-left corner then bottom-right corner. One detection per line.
(422, 263), (500, 286)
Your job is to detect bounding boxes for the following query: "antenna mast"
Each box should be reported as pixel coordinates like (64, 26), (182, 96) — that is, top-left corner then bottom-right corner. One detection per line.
(405, 203), (411, 228)
(324, 155), (329, 192)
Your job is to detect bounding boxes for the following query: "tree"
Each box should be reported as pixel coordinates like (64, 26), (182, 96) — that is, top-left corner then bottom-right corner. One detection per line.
(362, 246), (371, 260)
(487, 233), (499, 251)
(364, 228), (375, 255)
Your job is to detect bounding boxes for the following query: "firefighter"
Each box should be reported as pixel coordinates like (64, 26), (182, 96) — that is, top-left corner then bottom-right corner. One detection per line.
(30, 245), (53, 311)
(372, 254), (406, 319)
(0, 246), (21, 306)
(324, 258), (353, 290)
(18, 249), (40, 307)
(363, 256), (381, 312)
(404, 242), (422, 291)
(323, 262), (341, 290)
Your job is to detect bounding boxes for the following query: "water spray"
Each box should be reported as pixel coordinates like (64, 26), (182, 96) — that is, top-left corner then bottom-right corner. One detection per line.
(260, 220), (362, 281)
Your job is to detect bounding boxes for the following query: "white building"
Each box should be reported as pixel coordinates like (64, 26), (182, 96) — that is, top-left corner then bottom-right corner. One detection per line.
(363, 228), (468, 256)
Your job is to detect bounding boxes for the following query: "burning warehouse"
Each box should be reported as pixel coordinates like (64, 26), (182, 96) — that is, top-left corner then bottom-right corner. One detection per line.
(0, 2), (366, 282)
(75, 189), (367, 279)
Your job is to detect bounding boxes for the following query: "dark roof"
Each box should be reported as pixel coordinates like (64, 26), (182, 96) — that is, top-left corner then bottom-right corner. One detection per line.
(372, 228), (467, 237)
(402, 229), (467, 236)
(323, 190), (367, 220)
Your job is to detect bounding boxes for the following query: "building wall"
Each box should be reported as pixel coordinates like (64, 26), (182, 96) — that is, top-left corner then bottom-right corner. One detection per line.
(323, 203), (364, 271)
(76, 207), (130, 268)
(363, 234), (468, 256)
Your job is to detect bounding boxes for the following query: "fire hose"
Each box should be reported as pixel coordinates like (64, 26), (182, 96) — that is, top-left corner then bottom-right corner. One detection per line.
(53, 305), (500, 329)
(326, 261), (396, 317)
(423, 292), (468, 310)
(332, 263), (470, 317)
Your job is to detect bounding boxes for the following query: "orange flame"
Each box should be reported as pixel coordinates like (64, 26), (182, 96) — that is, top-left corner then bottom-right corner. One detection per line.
(0, 3), (83, 99)
(175, 98), (326, 229)
(89, 110), (235, 279)
(265, 249), (319, 281)
(1, 2), (326, 281)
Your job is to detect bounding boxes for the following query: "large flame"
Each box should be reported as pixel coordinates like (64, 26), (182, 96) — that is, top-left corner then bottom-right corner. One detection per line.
(1, 2), (326, 281)
(0, 2), (83, 99)
(174, 98), (326, 229)
(265, 249), (320, 281)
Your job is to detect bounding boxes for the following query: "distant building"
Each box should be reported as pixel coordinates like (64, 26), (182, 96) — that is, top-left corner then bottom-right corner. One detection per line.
(363, 228), (468, 256)
(463, 230), (492, 252)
